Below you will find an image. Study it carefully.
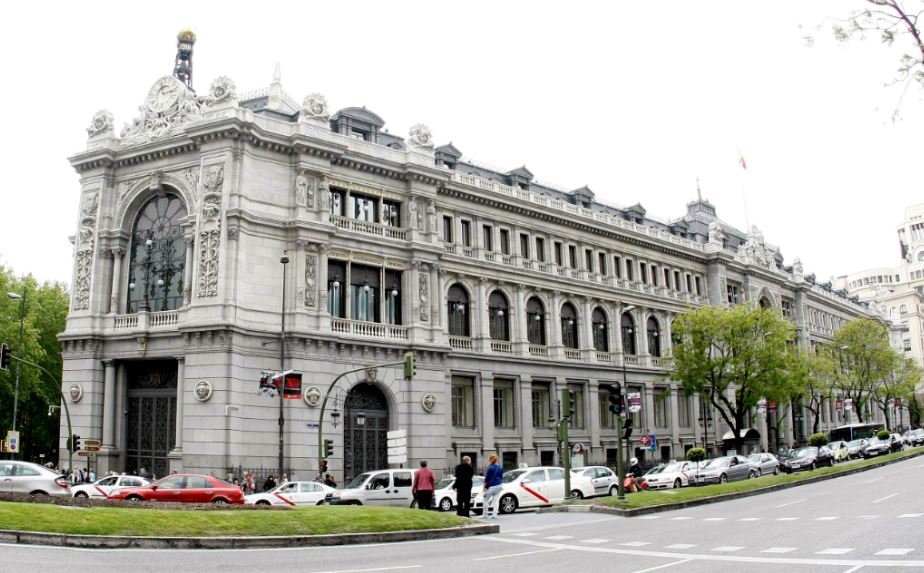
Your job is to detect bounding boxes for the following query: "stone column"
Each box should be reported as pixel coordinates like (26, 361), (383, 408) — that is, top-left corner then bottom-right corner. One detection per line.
(318, 245), (329, 316)
(519, 376), (534, 462)
(480, 372), (495, 455)
(638, 307), (650, 367)
(183, 234), (194, 306)
(589, 380), (601, 450)
(669, 385), (681, 453)
(174, 357), (185, 453)
(433, 265), (444, 335)
(102, 360), (116, 447)
(476, 277), (489, 343)
(783, 408), (795, 447)
(643, 385), (655, 445)
(108, 248), (125, 315)
(662, 312), (673, 357)
(582, 297), (594, 357)
(515, 284), (528, 354)
(344, 263), (352, 320)
(614, 302), (624, 355)
(550, 291), (562, 358)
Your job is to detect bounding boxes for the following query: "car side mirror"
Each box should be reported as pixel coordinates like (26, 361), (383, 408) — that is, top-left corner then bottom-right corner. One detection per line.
(150, 485), (158, 490)
(365, 484), (372, 490)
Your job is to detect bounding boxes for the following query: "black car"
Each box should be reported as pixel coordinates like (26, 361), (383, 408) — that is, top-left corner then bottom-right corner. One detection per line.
(779, 446), (834, 473)
(861, 437), (892, 458)
(907, 429), (924, 446)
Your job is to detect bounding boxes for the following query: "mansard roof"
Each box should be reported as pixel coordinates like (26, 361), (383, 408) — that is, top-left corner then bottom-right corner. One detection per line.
(331, 106), (386, 127)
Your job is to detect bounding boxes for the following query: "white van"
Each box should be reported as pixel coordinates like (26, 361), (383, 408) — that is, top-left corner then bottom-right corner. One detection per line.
(325, 468), (417, 507)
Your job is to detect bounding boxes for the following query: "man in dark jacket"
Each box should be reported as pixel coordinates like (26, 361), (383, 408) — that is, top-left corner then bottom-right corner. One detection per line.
(453, 456), (474, 517)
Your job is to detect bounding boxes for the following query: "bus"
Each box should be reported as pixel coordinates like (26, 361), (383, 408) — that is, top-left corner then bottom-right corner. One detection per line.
(828, 423), (884, 443)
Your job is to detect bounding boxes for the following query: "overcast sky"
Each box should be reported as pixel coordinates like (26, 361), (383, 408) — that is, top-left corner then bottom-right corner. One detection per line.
(2, 1), (922, 286)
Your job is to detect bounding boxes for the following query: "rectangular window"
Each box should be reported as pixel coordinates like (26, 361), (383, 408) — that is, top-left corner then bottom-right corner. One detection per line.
(443, 216), (454, 243)
(519, 233), (530, 259)
(554, 242), (563, 266)
(599, 389), (615, 428)
(351, 194), (378, 222)
(384, 269), (402, 325)
(685, 274), (692, 293)
(482, 225), (493, 251)
(531, 382), (551, 429)
(614, 256), (622, 278)
(568, 245), (577, 269)
(499, 229), (510, 255)
(501, 452), (518, 472)
(782, 299), (793, 319)
(904, 339), (912, 352)
(664, 268), (671, 289)
(460, 220), (472, 247)
(640, 262), (648, 284)
(727, 283), (740, 305)
(625, 259), (634, 282)
(568, 383), (585, 428)
(329, 188), (345, 217)
(382, 200), (400, 227)
(674, 270), (682, 291)
(451, 376), (475, 427)
(651, 265), (658, 286)
(585, 249), (594, 272)
(493, 379), (515, 428)
(535, 237), (546, 262)
(350, 264), (380, 322)
(679, 393), (691, 427)
(598, 253), (607, 275)
(327, 260), (346, 318)
(694, 276), (702, 296)
(654, 389), (669, 428)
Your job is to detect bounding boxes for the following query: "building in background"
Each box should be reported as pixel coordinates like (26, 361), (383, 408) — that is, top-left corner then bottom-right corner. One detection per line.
(60, 32), (880, 481)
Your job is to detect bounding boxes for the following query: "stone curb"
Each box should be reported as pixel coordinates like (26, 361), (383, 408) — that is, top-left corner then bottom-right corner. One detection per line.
(0, 522), (499, 549)
(541, 449), (924, 518)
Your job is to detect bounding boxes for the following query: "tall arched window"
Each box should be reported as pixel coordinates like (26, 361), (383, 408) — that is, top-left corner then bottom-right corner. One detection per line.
(488, 291), (510, 341)
(526, 297), (546, 345)
(621, 313), (636, 355)
(447, 284), (470, 336)
(560, 302), (578, 349)
(759, 297), (771, 309)
(127, 194), (187, 313)
(592, 308), (608, 351)
(647, 317), (661, 357)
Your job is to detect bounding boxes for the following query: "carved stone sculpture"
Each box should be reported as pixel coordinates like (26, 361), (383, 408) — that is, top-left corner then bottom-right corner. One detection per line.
(408, 197), (419, 230)
(295, 174), (309, 206)
(301, 93), (330, 124)
(208, 76), (237, 103)
(418, 269), (430, 322)
(304, 251), (317, 307)
(87, 110), (114, 137)
(408, 123), (434, 152)
(707, 221), (725, 245)
(203, 165), (224, 194)
(426, 201), (437, 233)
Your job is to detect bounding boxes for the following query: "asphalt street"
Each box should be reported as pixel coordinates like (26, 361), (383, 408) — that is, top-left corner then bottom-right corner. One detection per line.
(2, 455), (923, 573)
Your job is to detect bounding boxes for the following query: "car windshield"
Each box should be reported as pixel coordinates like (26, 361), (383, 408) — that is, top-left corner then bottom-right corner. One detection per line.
(847, 439), (864, 447)
(346, 473), (372, 489)
(645, 465), (665, 475)
(706, 458), (730, 468)
(502, 470), (526, 483)
(748, 454), (762, 463)
(795, 447), (817, 457)
(435, 478), (454, 490)
(662, 463), (684, 473)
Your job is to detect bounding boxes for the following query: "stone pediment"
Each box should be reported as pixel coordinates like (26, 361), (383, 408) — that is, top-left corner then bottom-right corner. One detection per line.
(332, 106), (386, 127)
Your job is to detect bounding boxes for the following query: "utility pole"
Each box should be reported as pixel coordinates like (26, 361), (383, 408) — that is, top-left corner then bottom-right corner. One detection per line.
(278, 253), (289, 479)
(558, 388), (572, 498)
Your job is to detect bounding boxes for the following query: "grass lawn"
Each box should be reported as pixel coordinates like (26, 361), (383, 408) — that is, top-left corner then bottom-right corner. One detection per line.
(584, 446), (924, 511)
(0, 504), (469, 537)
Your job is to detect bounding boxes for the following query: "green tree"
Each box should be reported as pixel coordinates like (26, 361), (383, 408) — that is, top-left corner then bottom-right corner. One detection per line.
(671, 305), (796, 454)
(832, 318), (895, 424)
(0, 264), (69, 462)
(872, 354), (921, 429)
(834, 1), (924, 88)
(791, 346), (837, 435)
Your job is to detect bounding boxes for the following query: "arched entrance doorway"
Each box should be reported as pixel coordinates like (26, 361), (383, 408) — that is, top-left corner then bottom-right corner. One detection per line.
(344, 383), (389, 482)
(124, 361), (177, 478)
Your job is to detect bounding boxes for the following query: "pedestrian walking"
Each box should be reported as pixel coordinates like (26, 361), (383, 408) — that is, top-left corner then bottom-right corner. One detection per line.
(324, 473), (337, 489)
(263, 474), (277, 492)
(412, 460), (436, 510)
(244, 472), (256, 495)
(453, 455), (474, 517)
(482, 455), (503, 519)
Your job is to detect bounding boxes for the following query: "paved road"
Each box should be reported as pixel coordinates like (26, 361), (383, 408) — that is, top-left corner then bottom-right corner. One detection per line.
(2, 455), (922, 573)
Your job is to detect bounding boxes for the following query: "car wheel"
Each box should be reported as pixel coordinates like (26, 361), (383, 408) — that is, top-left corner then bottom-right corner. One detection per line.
(75, 491), (89, 498)
(748, 471), (757, 479)
(772, 467), (779, 475)
(499, 494), (518, 514)
(29, 490), (48, 496)
(719, 474), (728, 484)
(350, 500), (362, 506)
(570, 489), (583, 500)
(256, 500), (271, 506)
(810, 462), (817, 470)
(673, 479), (682, 489)
(439, 497), (453, 512)
(212, 498), (229, 504)
(126, 495), (143, 502)
(609, 485), (618, 496)
(316, 500), (325, 506)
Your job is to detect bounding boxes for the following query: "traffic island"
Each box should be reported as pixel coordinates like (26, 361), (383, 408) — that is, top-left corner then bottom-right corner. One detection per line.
(543, 446), (924, 517)
(0, 503), (497, 548)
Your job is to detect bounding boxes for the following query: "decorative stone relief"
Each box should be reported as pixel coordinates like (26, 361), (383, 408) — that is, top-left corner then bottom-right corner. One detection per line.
(295, 172), (319, 209)
(72, 191), (99, 311)
(408, 123), (434, 152)
(426, 201), (437, 233)
(183, 167), (201, 198)
(418, 264), (430, 322)
(707, 221), (725, 246)
(227, 226), (240, 241)
(68, 384), (83, 402)
(304, 248), (317, 307)
(737, 225), (775, 269)
(421, 393), (437, 413)
(86, 110), (114, 137)
(208, 76), (237, 103)
(194, 380), (213, 402)
(300, 93), (330, 125)
(197, 165), (224, 298)
(303, 386), (322, 407)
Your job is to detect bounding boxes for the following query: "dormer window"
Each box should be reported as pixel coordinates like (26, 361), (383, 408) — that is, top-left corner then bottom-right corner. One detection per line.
(350, 129), (368, 141)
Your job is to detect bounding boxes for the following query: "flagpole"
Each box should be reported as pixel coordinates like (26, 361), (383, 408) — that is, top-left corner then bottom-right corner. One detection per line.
(737, 147), (750, 230)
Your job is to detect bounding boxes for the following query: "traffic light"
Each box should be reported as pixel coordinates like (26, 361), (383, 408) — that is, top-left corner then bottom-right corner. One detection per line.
(607, 383), (623, 416)
(0, 343), (10, 370)
(562, 388), (575, 419)
(403, 352), (416, 380)
(68, 434), (81, 452)
(320, 459), (328, 473)
(623, 418), (633, 440)
(324, 438), (334, 458)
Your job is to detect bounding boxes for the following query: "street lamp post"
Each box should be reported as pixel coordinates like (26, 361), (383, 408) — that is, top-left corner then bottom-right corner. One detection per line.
(278, 253), (289, 479)
(621, 305), (635, 473)
(7, 290), (25, 434)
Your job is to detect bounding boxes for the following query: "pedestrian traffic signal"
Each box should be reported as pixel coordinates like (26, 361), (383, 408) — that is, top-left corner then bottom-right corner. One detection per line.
(320, 459), (328, 473)
(68, 434), (81, 452)
(607, 383), (623, 416)
(562, 388), (575, 419)
(403, 352), (416, 380)
(0, 343), (10, 370)
(324, 438), (334, 458)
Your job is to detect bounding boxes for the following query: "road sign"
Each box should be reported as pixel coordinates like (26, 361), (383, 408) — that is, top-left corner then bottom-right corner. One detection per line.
(844, 398), (853, 412)
(83, 438), (101, 452)
(5, 431), (19, 454)
(387, 437), (407, 448)
(387, 454), (407, 464)
(627, 393), (642, 414)
(386, 429), (406, 440)
(77, 451), (96, 458)
(387, 446), (407, 456)
(571, 442), (583, 454)
(639, 435), (650, 446)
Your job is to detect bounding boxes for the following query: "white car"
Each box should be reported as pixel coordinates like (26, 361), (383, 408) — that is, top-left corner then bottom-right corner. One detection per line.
(494, 466), (566, 514)
(71, 474), (150, 498)
(245, 481), (334, 506)
(433, 475), (485, 512)
(644, 461), (696, 489)
(747, 453), (780, 476)
(569, 466), (618, 497)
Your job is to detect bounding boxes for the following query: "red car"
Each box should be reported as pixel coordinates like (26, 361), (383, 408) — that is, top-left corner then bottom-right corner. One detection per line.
(108, 473), (243, 504)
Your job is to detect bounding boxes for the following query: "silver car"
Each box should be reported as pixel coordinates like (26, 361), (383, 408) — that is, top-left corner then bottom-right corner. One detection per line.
(694, 455), (757, 484)
(0, 460), (71, 496)
(747, 453), (780, 476)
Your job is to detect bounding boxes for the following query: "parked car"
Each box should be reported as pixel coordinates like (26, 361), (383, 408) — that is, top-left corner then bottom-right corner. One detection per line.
(693, 456), (756, 484)
(71, 474), (150, 498)
(569, 466), (619, 497)
(326, 468), (417, 507)
(0, 460), (70, 496)
(846, 439), (869, 459)
(108, 473), (243, 504)
(244, 481), (333, 506)
(905, 429), (924, 446)
(747, 453), (780, 476)
(644, 461), (696, 489)
(779, 446), (834, 472)
(432, 475), (485, 511)
(862, 437), (892, 458)
(827, 441), (850, 463)
(888, 433), (905, 453)
(494, 466), (566, 514)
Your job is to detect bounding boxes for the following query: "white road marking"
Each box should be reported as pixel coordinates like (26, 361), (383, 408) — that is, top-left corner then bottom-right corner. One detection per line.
(629, 559), (692, 573)
(637, 515), (661, 520)
(544, 535), (573, 540)
(671, 516), (694, 521)
(856, 515), (879, 520)
(841, 566), (863, 573)
(899, 513), (923, 518)
(510, 532), (538, 537)
(761, 547), (797, 554)
(775, 498), (805, 508)
(473, 548), (561, 562)
(816, 548), (855, 555)
(620, 541), (652, 547)
(864, 477), (883, 483)
(876, 549), (913, 556)
(776, 517), (799, 521)
(312, 567), (422, 573)
(873, 493), (898, 504)
(712, 546), (744, 552)
(738, 517), (762, 522)
(703, 517), (727, 521)
(582, 539), (610, 544)
(817, 516), (840, 521)
(665, 544), (697, 549)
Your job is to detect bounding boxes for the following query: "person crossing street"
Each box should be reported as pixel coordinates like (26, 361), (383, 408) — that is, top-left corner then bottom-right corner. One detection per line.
(482, 455), (503, 518)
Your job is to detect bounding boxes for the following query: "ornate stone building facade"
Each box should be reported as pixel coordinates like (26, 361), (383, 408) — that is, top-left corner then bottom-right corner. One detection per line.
(61, 60), (877, 480)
